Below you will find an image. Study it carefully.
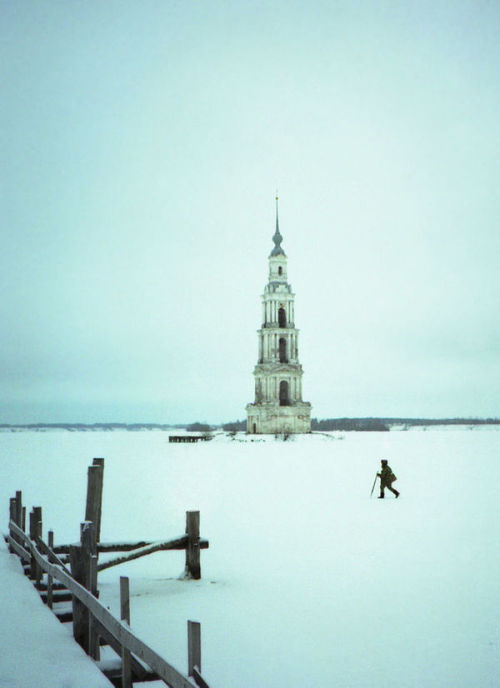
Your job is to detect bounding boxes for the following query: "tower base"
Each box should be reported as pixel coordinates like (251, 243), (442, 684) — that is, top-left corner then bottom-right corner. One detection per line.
(246, 402), (311, 434)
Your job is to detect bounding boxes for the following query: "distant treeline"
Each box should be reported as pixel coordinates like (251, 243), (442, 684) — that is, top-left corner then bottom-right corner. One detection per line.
(0, 423), (181, 431)
(312, 418), (390, 431)
(2, 417), (498, 433)
(221, 420), (247, 431)
(374, 417), (500, 426)
(311, 417), (500, 431)
(185, 422), (213, 432)
(219, 417), (500, 433)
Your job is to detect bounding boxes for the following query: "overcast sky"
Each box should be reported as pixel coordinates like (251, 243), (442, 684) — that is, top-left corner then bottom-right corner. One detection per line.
(1, 0), (499, 424)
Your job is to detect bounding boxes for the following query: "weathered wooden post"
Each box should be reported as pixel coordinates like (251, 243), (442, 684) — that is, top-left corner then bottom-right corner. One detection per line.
(185, 511), (201, 579)
(47, 530), (54, 609)
(8, 498), (16, 552)
(187, 620), (202, 678)
(28, 510), (36, 578)
(15, 491), (23, 532)
(70, 521), (97, 654)
(29, 507), (42, 584)
(33, 506), (43, 588)
(120, 576), (132, 688)
(83, 520), (100, 660)
(9, 491), (23, 552)
(85, 459), (104, 544)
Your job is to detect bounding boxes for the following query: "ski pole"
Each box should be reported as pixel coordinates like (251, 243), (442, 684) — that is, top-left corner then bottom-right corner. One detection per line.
(370, 473), (379, 497)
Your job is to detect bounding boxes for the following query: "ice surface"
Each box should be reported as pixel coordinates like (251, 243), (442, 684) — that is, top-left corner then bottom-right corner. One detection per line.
(1, 429), (499, 687)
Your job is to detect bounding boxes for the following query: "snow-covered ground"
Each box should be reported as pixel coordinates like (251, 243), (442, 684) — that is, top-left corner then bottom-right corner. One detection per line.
(1, 429), (499, 687)
(0, 537), (113, 688)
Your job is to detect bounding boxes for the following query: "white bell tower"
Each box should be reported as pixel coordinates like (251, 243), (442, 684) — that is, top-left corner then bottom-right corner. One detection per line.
(246, 197), (312, 434)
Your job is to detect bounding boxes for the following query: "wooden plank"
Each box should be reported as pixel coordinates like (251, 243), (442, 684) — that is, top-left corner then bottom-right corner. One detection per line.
(19, 532), (195, 688)
(192, 666), (211, 688)
(54, 608), (74, 623)
(54, 540), (150, 554)
(185, 512), (201, 579)
(9, 520), (29, 544)
(93, 620), (157, 683)
(6, 534), (31, 563)
(97, 536), (205, 572)
(40, 589), (72, 603)
(52, 538), (209, 555)
(187, 620), (201, 677)
(36, 533), (72, 575)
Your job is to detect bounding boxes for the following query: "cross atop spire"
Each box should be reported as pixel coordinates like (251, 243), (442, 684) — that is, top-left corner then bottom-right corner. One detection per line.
(270, 193), (286, 257)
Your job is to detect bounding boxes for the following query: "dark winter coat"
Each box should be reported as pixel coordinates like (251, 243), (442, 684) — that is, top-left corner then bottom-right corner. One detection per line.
(379, 464), (396, 486)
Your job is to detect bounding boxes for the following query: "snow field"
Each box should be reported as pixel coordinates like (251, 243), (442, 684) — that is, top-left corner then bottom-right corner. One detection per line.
(0, 429), (499, 687)
(0, 538), (113, 688)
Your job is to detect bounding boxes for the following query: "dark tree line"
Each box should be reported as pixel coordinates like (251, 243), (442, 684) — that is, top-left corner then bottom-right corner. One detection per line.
(311, 418), (390, 431)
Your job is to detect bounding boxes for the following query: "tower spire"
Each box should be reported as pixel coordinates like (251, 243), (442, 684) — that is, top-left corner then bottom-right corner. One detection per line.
(270, 192), (285, 257)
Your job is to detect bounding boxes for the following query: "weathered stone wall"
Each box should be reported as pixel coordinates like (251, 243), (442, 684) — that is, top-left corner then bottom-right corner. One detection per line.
(246, 402), (312, 434)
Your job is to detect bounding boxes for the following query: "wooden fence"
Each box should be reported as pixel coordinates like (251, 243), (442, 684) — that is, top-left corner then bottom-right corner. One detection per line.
(169, 435), (211, 443)
(6, 477), (212, 688)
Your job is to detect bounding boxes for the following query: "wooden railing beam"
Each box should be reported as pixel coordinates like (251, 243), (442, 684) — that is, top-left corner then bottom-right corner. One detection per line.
(7, 523), (201, 688)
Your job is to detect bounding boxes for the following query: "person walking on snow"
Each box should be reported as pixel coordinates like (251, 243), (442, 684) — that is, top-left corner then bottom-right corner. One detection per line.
(377, 459), (400, 499)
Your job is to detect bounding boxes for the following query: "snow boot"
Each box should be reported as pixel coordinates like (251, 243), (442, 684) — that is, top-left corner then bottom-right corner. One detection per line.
(395, 491), (400, 498)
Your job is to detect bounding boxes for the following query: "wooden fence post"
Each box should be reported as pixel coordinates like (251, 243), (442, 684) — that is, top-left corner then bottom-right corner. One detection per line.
(69, 543), (86, 649)
(120, 576), (132, 688)
(83, 521), (100, 660)
(185, 511), (201, 579)
(47, 530), (54, 609)
(187, 620), (201, 677)
(70, 521), (97, 654)
(9, 491), (23, 552)
(15, 491), (23, 531)
(29, 507), (42, 583)
(9, 498), (16, 552)
(33, 506), (42, 588)
(88, 551), (100, 661)
(85, 459), (104, 544)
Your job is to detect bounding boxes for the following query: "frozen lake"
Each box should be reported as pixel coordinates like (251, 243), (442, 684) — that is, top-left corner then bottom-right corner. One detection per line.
(1, 428), (499, 687)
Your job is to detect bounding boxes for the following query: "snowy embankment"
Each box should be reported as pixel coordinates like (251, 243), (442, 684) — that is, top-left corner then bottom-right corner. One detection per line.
(0, 537), (112, 687)
(1, 429), (499, 688)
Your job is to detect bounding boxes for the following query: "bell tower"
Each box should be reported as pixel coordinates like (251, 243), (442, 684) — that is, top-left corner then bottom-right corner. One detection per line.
(246, 197), (312, 434)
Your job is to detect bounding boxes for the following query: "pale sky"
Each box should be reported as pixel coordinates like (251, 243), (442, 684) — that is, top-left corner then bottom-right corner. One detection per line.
(1, 0), (499, 424)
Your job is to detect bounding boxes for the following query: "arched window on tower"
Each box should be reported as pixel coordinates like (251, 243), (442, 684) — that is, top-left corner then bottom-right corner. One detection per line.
(278, 306), (286, 328)
(278, 266), (283, 275)
(279, 337), (287, 363)
(279, 380), (290, 406)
